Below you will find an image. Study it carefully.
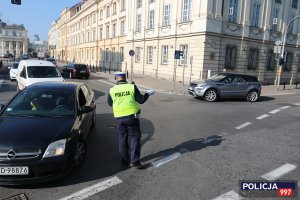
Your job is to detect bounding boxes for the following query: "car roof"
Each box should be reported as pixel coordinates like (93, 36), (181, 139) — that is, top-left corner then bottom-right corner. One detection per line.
(217, 73), (257, 78)
(19, 60), (55, 67)
(26, 81), (84, 92)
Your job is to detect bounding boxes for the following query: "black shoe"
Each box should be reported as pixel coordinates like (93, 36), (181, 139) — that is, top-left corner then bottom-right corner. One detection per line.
(130, 162), (145, 169)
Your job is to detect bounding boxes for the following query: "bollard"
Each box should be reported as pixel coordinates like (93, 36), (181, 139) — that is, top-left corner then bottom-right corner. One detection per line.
(104, 67), (106, 73)
(127, 71), (129, 78)
(109, 67), (111, 74)
(283, 81), (286, 90)
(296, 81), (299, 89)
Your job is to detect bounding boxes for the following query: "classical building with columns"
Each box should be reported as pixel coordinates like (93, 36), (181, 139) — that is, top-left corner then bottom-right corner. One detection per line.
(54, 0), (126, 70)
(126, 0), (300, 84)
(0, 21), (29, 57)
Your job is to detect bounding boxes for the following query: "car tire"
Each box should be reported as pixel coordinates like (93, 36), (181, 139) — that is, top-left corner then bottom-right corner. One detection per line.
(246, 90), (259, 102)
(204, 89), (218, 102)
(74, 140), (87, 168)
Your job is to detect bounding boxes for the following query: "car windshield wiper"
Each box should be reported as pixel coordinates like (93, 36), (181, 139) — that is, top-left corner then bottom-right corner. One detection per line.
(27, 114), (65, 118)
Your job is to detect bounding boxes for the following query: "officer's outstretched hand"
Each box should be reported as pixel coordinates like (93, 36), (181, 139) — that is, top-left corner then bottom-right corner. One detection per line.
(146, 89), (155, 96)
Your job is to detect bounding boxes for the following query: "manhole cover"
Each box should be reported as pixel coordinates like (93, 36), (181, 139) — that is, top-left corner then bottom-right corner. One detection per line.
(3, 193), (28, 200)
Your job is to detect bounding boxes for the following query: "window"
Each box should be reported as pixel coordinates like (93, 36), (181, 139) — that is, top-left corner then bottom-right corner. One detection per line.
(106, 6), (110, 17)
(121, 21), (125, 36)
(292, 0), (298, 8)
(92, 49), (95, 60)
(87, 49), (89, 59)
(275, 0), (281, 3)
(147, 46), (153, 63)
(163, 4), (170, 26)
(272, 8), (280, 31)
(283, 52), (293, 71)
(288, 13), (296, 34)
(251, 2), (261, 27)
(112, 47), (116, 61)
(100, 10), (103, 20)
(135, 47), (141, 62)
(19, 42), (23, 48)
(88, 32), (90, 42)
(121, 0), (126, 11)
(113, 3), (117, 14)
(228, 0), (238, 23)
(247, 48), (259, 69)
(99, 27), (103, 40)
(266, 50), (276, 71)
(93, 13), (96, 23)
(162, 46), (168, 64)
(112, 24), (116, 38)
(225, 46), (237, 69)
(105, 48), (109, 61)
(180, 45), (188, 65)
(149, 0), (155, 3)
(149, 10), (155, 29)
(93, 30), (96, 41)
(5, 42), (9, 47)
(120, 47), (124, 62)
(182, 0), (192, 22)
(106, 25), (110, 39)
(136, 14), (142, 32)
(137, 0), (142, 8)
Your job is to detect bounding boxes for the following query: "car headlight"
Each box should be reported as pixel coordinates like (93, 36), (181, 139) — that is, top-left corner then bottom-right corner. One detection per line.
(43, 139), (66, 158)
(195, 84), (206, 90)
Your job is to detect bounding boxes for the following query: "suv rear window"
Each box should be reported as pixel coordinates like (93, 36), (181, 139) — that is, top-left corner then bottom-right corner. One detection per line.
(75, 65), (88, 70)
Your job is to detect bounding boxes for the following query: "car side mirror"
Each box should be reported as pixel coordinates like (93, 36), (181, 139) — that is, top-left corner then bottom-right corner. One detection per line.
(80, 106), (94, 114)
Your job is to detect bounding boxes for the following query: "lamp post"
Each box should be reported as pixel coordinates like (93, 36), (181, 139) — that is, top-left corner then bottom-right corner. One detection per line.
(277, 15), (300, 89)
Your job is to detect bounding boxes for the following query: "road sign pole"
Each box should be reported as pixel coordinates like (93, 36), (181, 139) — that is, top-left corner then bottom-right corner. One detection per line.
(130, 56), (133, 83)
(173, 59), (177, 91)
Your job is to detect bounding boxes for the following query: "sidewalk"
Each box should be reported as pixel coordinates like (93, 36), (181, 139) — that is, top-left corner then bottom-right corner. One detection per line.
(91, 71), (300, 96)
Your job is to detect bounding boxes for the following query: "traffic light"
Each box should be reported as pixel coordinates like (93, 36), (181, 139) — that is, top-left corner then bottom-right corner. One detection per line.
(11, 0), (21, 5)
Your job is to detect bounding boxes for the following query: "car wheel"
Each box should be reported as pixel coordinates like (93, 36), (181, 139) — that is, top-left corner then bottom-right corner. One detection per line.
(91, 111), (96, 128)
(204, 89), (218, 102)
(247, 90), (259, 102)
(74, 140), (87, 168)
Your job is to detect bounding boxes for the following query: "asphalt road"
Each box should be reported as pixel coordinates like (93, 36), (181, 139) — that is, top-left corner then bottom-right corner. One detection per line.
(0, 69), (299, 200)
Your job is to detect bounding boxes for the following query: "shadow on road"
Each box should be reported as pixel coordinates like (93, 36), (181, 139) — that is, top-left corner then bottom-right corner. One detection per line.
(192, 96), (274, 103)
(91, 89), (105, 99)
(6, 113), (154, 189)
(0, 81), (17, 93)
(141, 135), (224, 167)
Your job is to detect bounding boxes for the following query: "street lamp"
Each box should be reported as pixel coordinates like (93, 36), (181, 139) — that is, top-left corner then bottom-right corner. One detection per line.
(277, 15), (300, 88)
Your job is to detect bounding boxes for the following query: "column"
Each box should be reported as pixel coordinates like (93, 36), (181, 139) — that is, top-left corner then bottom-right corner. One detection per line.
(16, 42), (19, 57)
(9, 41), (13, 54)
(263, 0), (272, 41)
(215, 0), (223, 19)
(241, 0), (251, 37)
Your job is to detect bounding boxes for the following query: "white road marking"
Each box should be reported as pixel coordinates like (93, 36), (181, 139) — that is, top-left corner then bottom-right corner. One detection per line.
(235, 122), (252, 130)
(269, 109), (281, 114)
(150, 152), (181, 167)
(279, 106), (291, 110)
(294, 103), (300, 106)
(212, 190), (243, 200)
(261, 163), (297, 181)
(267, 92), (295, 96)
(256, 114), (269, 120)
(58, 177), (123, 200)
(0, 79), (4, 88)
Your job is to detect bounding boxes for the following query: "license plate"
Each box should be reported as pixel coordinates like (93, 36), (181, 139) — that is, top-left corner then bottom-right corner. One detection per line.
(0, 167), (29, 175)
(80, 71), (86, 73)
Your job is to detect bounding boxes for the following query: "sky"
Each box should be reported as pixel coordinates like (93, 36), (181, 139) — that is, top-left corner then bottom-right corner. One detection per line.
(0, 0), (80, 41)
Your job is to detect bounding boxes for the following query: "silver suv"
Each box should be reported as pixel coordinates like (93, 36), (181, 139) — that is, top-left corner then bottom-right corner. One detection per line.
(188, 73), (261, 102)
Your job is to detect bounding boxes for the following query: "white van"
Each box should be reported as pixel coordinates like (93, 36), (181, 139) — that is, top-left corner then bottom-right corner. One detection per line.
(16, 60), (64, 91)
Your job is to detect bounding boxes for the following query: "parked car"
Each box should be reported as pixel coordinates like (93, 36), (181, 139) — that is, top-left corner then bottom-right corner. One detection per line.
(62, 63), (90, 79)
(188, 73), (261, 102)
(46, 58), (57, 66)
(8, 61), (20, 81)
(0, 82), (96, 185)
(16, 60), (64, 91)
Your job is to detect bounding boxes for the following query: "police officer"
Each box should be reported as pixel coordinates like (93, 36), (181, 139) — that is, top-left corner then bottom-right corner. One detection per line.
(107, 72), (154, 169)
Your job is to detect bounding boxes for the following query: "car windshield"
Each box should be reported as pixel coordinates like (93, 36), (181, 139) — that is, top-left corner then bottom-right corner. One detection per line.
(207, 73), (228, 82)
(11, 63), (19, 69)
(2, 90), (75, 118)
(27, 66), (61, 78)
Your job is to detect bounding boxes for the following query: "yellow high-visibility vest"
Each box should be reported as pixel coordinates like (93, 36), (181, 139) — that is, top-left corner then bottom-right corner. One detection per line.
(110, 83), (139, 118)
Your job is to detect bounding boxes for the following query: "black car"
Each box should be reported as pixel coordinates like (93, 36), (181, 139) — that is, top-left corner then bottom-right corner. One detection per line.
(0, 82), (96, 185)
(62, 63), (90, 79)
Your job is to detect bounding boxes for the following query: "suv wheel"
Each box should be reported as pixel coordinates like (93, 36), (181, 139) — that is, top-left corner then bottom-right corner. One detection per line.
(74, 140), (87, 168)
(204, 89), (218, 102)
(247, 90), (259, 102)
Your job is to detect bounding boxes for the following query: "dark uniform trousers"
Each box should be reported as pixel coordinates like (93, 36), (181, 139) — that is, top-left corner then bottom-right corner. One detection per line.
(117, 116), (141, 164)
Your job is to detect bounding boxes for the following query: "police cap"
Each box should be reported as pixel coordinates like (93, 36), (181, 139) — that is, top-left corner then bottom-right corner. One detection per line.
(114, 71), (126, 77)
